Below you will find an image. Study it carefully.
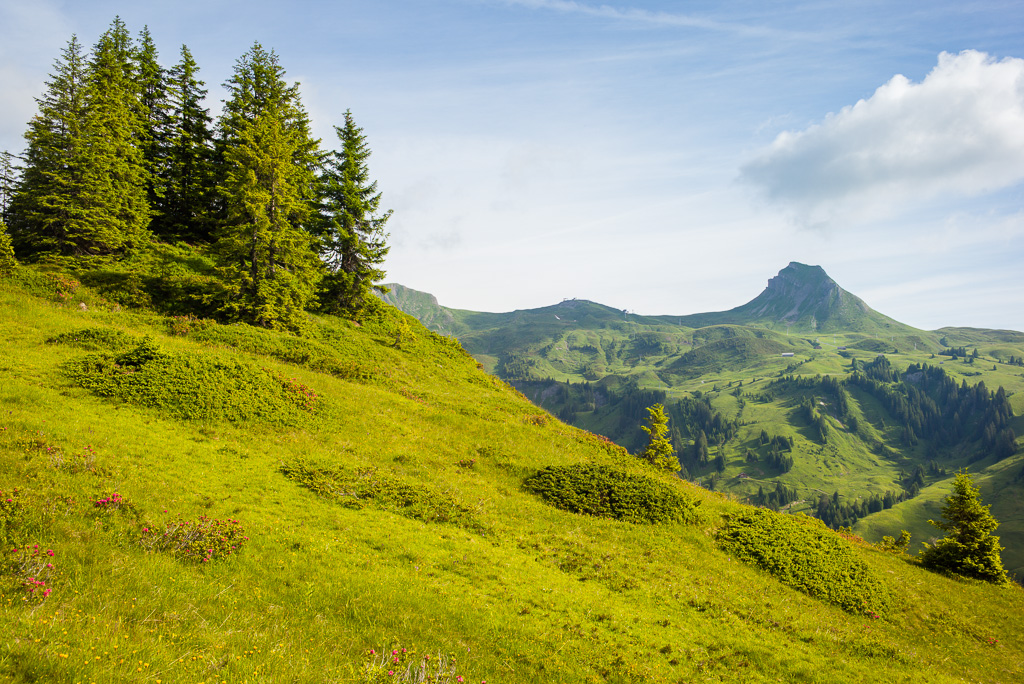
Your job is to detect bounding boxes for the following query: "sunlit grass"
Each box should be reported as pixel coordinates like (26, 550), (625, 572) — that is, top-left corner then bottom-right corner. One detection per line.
(1, 269), (1023, 683)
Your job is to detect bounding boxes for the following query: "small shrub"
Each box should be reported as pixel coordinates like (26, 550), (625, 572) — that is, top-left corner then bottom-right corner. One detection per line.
(92, 491), (137, 518)
(0, 488), (57, 601)
(281, 460), (485, 532)
(166, 314), (213, 336)
(361, 646), (468, 683)
(47, 327), (140, 352)
(0, 487), (25, 551)
(0, 222), (17, 276)
(523, 464), (702, 525)
(47, 443), (105, 475)
(138, 515), (248, 564)
(62, 338), (322, 425)
(716, 509), (892, 617)
(876, 531), (911, 554)
(78, 270), (153, 309)
(4, 544), (57, 601)
(14, 269), (81, 302)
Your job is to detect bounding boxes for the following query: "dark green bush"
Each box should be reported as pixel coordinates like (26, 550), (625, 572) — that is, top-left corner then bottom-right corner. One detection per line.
(190, 323), (386, 385)
(281, 460), (484, 532)
(716, 509), (892, 617)
(47, 327), (140, 352)
(62, 338), (321, 425)
(78, 270), (153, 309)
(523, 464), (702, 525)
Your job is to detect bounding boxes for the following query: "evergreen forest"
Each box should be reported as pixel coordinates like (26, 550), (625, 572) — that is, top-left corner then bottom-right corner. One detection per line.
(1, 18), (391, 332)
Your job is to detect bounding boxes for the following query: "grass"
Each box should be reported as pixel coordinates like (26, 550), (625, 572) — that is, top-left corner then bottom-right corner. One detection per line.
(1, 266), (1024, 682)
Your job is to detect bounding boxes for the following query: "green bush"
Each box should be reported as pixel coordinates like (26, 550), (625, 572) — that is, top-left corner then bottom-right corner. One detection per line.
(523, 464), (702, 525)
(281, 460), (484, 532)
(47, 327), (140, 352)
(191, 322), (386, 385)
(62, 338), (321, 425)
(716, 509), (892, 617)
(0, 221), (16, 276)
(78, 270), (153, 309)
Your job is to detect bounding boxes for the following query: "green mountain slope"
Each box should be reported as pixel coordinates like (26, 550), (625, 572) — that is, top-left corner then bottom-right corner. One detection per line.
(3, 266), (1024, 683)
(381, 264), (1024, 578)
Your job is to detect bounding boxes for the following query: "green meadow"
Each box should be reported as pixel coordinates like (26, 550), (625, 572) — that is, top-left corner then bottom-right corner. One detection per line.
(2, 268), (1024, 683)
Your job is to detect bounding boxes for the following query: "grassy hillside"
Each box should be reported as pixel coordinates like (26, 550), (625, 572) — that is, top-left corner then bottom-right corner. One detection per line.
(3, 267), (1024, 683)
(380, 279), (1024, 582)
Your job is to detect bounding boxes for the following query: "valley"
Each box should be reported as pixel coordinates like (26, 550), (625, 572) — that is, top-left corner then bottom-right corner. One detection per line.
(382, 263), (1024, 577)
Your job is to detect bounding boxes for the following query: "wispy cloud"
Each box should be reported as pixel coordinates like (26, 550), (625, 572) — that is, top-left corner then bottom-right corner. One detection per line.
(498, 0), (796, 38)
(740, 50), (1024, 228)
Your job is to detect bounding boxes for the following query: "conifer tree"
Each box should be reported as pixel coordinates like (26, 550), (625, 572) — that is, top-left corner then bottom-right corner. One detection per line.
(79, 18), (152, 254)
(919, 470), (1009, 584)
(316, 110), (391, 315)
(133, 26), (171, 219)
(693, 430), (710, 467)
(640, 403), (677, 472)
(7, 35), (90, 255)
(14, 20), (152, 259)
(215, 43), (322, 330)
(155, 44), (215, 241)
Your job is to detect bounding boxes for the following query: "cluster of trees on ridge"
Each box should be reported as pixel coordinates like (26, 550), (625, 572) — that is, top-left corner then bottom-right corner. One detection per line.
(0, 18), (390, 330)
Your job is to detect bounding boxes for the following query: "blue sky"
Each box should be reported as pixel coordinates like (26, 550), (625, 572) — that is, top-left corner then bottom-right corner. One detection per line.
(2, 0), (1023, 330)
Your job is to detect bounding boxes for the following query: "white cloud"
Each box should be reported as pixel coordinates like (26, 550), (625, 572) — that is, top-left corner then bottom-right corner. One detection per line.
(740, 50), (1024, 227)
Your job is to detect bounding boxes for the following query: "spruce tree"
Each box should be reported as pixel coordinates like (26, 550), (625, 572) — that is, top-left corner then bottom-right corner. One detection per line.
(640, 403), (677, 472)
(919, 470), (1009, 584)
(156, 44), (215, 241)
(215, 44), (322, 330)
(7, 35), (90, 255)
(14, 20), (152, 259)
(79, 17), (152, 254)
(316, 110), (391, 315)
(133, 26), (171, 222)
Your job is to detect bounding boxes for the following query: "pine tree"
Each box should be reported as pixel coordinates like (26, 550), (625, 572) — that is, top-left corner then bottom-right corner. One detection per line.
(316, 109), (391, 315)
(79, 17), (152, 254)
(7, 35), (90, 255)
(215, 43), (322, 330)
(919, 470), (1009, 584)
(14, 20), (151, 259)
(639, 403), (677, 472)
(133, 26), (171, 221)
(693, 430), (709, 467)
(155, 44), (215, 241)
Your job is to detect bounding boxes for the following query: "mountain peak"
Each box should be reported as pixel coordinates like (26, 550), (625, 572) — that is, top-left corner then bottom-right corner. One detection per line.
(669, 263), (912, 334)
(738, 263), (880, 332)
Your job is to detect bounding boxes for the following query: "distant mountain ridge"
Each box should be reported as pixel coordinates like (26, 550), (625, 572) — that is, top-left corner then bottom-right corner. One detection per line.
(383, 262), (918, 336)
